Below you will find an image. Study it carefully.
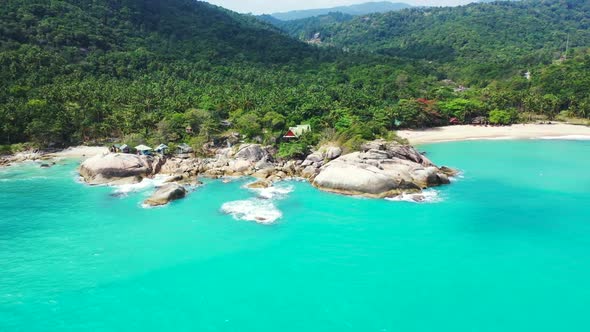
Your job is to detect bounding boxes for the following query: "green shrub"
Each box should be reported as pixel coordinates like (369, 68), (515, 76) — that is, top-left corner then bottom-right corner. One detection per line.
(489, 109), (513, 125)
(278, 142), (307, 159)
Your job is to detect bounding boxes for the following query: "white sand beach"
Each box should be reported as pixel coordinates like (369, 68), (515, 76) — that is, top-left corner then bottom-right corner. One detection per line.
(47, 146), (109, 158)
(398, 123), (590, 145)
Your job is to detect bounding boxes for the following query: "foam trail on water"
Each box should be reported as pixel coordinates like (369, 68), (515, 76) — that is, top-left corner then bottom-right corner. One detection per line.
(250, 183), (294, 200)
(386, 189), (442, 204)
(221, 199), (282, 224)
(111, 175), (167, 197)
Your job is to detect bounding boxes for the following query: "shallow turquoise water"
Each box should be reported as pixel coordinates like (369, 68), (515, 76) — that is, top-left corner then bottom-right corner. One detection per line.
(1, 140), (589, 331)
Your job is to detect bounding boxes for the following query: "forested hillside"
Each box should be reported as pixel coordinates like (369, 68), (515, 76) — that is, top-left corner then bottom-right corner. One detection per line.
(278, 0), (590, 83)
(269, 2), (412, 21)
(0, 0), (440, 153)
(1, 0), (589, 156)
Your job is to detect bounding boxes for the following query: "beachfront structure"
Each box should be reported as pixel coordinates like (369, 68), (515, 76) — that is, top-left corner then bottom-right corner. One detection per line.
(110, 144), (130, 153)
(175, 143), (193, 159)
(135, 144), (153, 155)
(283, 124), (311, 139)
(155, 144), (169, 154)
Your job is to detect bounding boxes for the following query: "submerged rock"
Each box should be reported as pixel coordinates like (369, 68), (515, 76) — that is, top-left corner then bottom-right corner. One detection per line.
(144, 183), (187, 207)
(247, 180), (272, 189)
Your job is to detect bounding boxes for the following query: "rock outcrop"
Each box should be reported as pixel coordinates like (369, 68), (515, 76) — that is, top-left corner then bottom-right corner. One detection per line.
(144, 183), (187, 207)
(77, 139), (455, 201)
(311, 140), (455, 198)
(79, 153), (160, 185)
(159, 144), (274, 179)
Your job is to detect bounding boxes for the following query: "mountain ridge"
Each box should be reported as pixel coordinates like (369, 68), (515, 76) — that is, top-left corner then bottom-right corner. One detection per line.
(268, 1), (413, 21)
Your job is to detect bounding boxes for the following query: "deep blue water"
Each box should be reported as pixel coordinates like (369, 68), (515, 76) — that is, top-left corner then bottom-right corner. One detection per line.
(1, 140), (589, 331)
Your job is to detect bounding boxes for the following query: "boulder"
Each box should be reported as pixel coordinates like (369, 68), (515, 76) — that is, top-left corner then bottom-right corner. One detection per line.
(305, 153), (324, 163)
(164, 174), (185, 183)
(229, 159), (252, 173)
(107, 176), (143, 186)
(144, 183), (187, 207)
(253, 167), (275, 179)
(301, 165), (320, 179)
(164, 174), (202, 186)
(311, 139), (457, 198)
(255, 159), (273, 170)
(324, 146), (342, 160)
(79, 154), (152, 185)
(247, 180), (272, 189)
(234, 144), (267, 162)
(314, 163), (398, 197)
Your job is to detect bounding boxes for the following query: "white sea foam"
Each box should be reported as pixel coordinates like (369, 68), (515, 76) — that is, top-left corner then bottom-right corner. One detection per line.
(111, 175), (167, 197)
(221, 199), (282, 224)
(539, 135), (590, 141)
(465, 136), (517, 141)
(386, 189), (442, 204)
(0, 176), (49, 182)
(449, 171), (465, 183)
(249, 183), (294, 200)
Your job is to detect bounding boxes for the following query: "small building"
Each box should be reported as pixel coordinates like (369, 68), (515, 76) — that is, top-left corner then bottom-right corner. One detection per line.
(120, 144), (130, 153)
(176, 143), (193, 154)
(155, 144), (169, 155)
(524, 71), (531, 80)
(110, 144), (130, 153)
(135, 144), (153, 155)
(283, 124), (311, 139)
(185, 126), (193, 134)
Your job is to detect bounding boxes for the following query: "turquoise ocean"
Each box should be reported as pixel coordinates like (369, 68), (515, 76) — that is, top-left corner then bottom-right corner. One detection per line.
(1, 140), (589, 331)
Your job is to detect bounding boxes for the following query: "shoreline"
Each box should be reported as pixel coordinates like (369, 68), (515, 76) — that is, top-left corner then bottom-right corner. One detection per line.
(397, 123), (590, 145)
(3, 123), (590, 168)
(0, 146), (109, 168)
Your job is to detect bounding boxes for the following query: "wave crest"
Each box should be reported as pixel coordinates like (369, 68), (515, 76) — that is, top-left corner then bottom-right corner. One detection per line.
(221, 199), (282, 224)
(386, 189), (442, 204)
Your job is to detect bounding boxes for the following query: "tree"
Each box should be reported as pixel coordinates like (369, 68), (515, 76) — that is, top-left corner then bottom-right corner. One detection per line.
(488, 109), (512, 125)
(235, 112), (262, 138)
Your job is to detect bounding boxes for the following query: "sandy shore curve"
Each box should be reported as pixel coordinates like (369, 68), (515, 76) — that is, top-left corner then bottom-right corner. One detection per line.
(397, 124), (590, 145)
(46, 146), (109, 158)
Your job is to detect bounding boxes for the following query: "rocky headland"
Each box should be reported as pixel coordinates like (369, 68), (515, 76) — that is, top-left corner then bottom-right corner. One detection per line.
(77, 140), (457, 205)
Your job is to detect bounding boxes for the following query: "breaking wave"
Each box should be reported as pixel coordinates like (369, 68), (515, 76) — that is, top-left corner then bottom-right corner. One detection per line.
(222, 181), (295, 224)
(221, 199), (282, 224)
(248, 183), (294, 200)
(111, 175), (167, 197)
(386, 189), (442, 204)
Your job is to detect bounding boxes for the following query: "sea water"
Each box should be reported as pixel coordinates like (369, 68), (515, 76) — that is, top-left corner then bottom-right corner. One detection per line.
(1, 140), (589, 331)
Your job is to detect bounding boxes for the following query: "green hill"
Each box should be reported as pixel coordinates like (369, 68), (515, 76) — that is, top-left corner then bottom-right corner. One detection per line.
(0, 0), (589, 152)
(269, 2), (412, 21)
(278, 0), (590, 83)
(0, 0), (436, 148)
